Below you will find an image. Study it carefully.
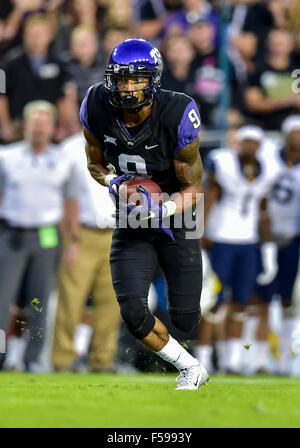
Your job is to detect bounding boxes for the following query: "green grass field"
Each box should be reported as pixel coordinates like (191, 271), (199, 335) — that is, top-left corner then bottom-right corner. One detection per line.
(0, 372), (300, 428)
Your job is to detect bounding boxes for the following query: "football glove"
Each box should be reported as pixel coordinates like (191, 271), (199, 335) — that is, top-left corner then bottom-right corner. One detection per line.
(135, 186), (167, 220)
(108, 173), (133, 200)
(136, 186), (177, 220)
(132, 186), (175, 241)
(256, 242), (278, 285)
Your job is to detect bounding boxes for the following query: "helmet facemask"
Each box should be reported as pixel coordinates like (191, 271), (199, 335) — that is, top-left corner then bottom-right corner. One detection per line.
(105, 64), (160, 113)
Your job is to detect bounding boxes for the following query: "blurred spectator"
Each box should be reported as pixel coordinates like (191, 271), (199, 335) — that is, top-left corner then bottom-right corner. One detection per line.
(227, 0), (256, 82)
(0, 0), (22, 59)
(163, 0), (220, 42)
(137, 0), (181, 43)
(232, 0), (273, 72)
(64, 26), (105, 107)
(161, 21), (226, 129)
(187, 18), (226, 128)
(102, 28), (132, 62)
(66, 0), (101, 30)
(103, 0), (135, 33)
(233, 0), (300, 71)
(0, 0), (66, 62)
(0, 100), (80, 372)
(161, 34), (196, 95)
(286, 0), (300, 57)
(0, 14), (80, 143)
(51, 0), (101, 60)
(243, 29), (300, 130)
(51, 132), (121, 373)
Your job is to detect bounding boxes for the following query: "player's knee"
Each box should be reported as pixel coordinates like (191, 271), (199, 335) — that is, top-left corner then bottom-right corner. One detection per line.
(119, 298), (155, 340)
(169, 310), (201, 333)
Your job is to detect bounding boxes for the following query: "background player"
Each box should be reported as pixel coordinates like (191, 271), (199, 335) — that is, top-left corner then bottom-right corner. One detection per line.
(80, 38), (208, 390)
(195, 125), (280, 374)
(249, 115), (300, 375)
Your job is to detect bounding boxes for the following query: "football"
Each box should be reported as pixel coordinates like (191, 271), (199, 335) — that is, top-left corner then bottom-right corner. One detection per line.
(119, 176), (163, 206)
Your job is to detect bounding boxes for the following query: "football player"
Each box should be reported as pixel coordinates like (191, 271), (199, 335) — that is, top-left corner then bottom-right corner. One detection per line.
(195, 126), (281, 374)
(251, 116), (300, 375)
(80, 39), (209, 390)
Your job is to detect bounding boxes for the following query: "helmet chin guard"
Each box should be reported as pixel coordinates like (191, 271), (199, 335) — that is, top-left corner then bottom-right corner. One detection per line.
(104, 39), (163, 112)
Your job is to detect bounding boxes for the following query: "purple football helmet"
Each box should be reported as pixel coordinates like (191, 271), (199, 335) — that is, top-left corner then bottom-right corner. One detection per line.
(104, 39), (163, 112)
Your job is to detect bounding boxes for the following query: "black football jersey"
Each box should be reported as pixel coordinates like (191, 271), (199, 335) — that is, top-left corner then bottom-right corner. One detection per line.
(80, 83), (201, 195)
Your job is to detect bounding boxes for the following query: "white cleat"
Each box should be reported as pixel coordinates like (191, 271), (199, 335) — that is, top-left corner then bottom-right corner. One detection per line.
(176, 364), (209, 390)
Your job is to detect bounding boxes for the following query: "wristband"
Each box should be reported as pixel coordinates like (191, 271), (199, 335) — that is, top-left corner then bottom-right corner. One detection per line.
(162, 200), (177, 218)
(104, 173), (118, 187)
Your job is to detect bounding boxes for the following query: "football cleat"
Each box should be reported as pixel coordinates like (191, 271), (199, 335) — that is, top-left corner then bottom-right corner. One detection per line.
(175, 364), (209, 391)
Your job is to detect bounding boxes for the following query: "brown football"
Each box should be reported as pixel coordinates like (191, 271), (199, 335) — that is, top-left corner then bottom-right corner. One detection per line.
(119, 176), (163, 206)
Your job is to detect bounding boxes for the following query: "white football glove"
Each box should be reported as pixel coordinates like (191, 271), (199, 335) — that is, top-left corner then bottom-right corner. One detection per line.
(104, 163), (118, 187)
(256, 242), (278, 285)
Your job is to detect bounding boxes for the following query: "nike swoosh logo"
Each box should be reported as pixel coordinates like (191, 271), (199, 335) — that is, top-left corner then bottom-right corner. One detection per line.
(139, 210), (156, 221)
(194, 376), (200, 387)
(145, 144), (158, 150)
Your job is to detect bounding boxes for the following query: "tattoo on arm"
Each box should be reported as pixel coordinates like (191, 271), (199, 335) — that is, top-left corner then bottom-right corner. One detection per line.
(173, 137), (203, 189)
(169, 136), (203, 212)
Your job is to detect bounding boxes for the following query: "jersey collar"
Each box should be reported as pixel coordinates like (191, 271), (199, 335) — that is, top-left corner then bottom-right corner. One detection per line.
(280, 147), (300, 167)
(237, 154), (262, 181)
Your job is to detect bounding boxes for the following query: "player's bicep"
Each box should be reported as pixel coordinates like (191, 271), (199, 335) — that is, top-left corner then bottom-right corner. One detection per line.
(260, 196), (268, 211)
(259, 196), (270, 220)
(173, 136), (203, 188)
(83, 126), (104, 164)
(83, 127), (109, 185)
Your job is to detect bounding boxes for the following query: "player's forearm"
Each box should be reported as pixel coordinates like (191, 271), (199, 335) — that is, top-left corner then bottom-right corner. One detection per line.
(87, 162), (110, 186)
(172, 145), (203, 214)
(259, 216), (273, 243)
(259, 198), (273, 242)
(170, 184), (202, 214)
(84, 137), (111, 186)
